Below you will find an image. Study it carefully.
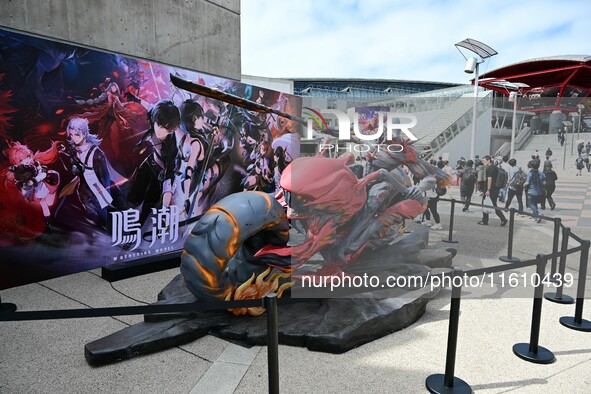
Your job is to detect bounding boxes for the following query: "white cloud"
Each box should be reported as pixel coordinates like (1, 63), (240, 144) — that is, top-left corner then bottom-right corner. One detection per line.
(241, 0), (591, 83)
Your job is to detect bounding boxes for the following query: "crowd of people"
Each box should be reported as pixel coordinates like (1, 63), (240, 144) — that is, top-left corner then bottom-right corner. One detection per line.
(414, 147), (565, 229)
(575, 141), (591, 175)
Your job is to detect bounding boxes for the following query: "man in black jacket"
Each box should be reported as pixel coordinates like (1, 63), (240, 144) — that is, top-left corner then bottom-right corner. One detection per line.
(128, 99), (180, 225)
(478, 155), (507, 226)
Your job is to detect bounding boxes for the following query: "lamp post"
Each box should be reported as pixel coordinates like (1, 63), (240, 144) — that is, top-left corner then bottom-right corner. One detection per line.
(563, 123), (569, 170)
(577, 104), (585, 140)
(455, 39), (498, 160)
(465, 57), (482, 161)
(509, 91), (518, 159)
(571, 118), (575, 156)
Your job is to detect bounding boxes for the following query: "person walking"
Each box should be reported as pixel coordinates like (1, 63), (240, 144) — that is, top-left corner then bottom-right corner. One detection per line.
(505, 159), (525, 214)
(576, 155), (585, 176)
(545, 147), (553, 158)
(422, 186), (444, 230)
(442, 160), (454, 197)
(478, 155), (507, 226)
(476, 157), (486, 194)
(544, 155), (553, 169)
(525, 160), (546, 223)
(543, 164), (557, 210)
(559, 132), (565, 147)
(459, 159), (477, 212)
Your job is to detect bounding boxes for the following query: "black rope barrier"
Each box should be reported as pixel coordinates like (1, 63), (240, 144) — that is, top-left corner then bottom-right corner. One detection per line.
(425, 196), (590, 389)
(568, 231), (585, 245)
(545, 226), (575, 304)
(425, 267), (472, 394)
(1, 294), (282, 393)
(560, 240), (591, 332)
(0, 298), (265, 322)
(512, 254), (556, 364)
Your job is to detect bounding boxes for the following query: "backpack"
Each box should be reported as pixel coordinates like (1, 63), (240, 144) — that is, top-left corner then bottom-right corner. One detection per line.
(460, 168), (477, 186)
(435, 187), (447, 196)
(510, 169), (527, 188)
(495, 165), (508, 188)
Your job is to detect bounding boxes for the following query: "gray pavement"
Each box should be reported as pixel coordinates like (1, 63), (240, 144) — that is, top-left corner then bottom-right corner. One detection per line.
(2, 139), (591, 393)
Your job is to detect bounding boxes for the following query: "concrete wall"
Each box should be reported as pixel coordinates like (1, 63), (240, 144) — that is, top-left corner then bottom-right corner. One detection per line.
(0, 0), (240, 80)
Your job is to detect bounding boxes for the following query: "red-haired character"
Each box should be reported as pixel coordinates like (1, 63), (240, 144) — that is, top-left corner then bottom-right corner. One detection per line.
(3, 141), (60, 232)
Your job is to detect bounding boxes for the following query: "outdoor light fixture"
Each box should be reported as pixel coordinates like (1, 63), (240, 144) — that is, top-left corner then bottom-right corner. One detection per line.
(455, 38), (498, 160)
(464, 57), (480, 74)
(509, 91), (519, 159)
(577, 103), (585, 140)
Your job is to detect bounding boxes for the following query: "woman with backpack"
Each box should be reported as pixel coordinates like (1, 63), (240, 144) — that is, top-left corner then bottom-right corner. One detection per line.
(524, 160), (546, 223)
(543, 165), (557, 210)
(505, 159), (525, 213)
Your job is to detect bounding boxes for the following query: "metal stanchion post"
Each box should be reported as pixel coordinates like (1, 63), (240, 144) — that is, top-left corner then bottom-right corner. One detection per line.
(545, 227), (575, 304)
(550, 218), (561, 275)
(442, 199), (458, 244)
(513, 255), (556, 364)
(560, 240), (591, 332)
(265, 294), (280, 394)
(425, 268), (472, 394)
(500, 208), (520, 262)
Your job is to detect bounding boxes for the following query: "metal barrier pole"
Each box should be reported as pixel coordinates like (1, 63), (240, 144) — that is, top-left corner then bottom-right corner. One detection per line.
(550, 218), (561, 275)
(560, 240), (591, 332)
(500, 208), (520, 263)
(0, 293), (17, 313)
(425, 268), (472, 393)
(265, 293), (280, 394)
(442, 199), (458, 244)
(545, 227), (574, 304)
(513, 255), (556, 364)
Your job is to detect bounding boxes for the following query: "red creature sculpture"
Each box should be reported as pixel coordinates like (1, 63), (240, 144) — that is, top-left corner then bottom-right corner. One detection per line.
(257, 151), (445, 276)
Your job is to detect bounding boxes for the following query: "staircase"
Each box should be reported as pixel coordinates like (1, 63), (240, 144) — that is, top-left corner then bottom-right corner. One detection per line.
(513, 133), (590, 172)
(414, 91), (492, 158)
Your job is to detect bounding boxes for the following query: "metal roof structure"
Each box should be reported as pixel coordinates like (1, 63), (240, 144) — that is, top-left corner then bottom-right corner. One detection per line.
(477, 55), (591, 112)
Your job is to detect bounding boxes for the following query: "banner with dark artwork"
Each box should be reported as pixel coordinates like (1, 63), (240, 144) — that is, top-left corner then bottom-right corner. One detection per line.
(0, 28), (301, 290)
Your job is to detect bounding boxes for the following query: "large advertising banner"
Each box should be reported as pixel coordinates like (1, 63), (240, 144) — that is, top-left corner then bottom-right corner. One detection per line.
(0, 28), (301, 290)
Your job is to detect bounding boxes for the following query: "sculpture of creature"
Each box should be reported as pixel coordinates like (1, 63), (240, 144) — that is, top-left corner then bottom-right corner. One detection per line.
(181, 146), (451, 315)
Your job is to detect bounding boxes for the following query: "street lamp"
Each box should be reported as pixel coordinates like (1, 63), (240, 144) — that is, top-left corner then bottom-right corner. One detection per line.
(509, 91), (518, 159)
(577, 104), (585, 140)
(455, 39), (498, 160)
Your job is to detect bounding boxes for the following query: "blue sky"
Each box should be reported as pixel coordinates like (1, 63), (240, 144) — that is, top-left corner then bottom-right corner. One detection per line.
(241, 0), (590, 84)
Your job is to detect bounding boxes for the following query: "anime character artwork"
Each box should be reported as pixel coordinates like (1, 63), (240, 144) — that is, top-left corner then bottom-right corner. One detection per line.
(0, 28), (301, 290)
(58, 117), (126, 227)
(1, 141), (60, 240)
(74, 78), (147, 160)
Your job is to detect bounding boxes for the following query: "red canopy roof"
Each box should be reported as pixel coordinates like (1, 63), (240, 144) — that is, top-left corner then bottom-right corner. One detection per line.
(477, 55), (591, 112)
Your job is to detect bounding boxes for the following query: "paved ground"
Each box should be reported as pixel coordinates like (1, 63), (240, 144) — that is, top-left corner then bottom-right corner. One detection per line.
(2, 144), (591, 393)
